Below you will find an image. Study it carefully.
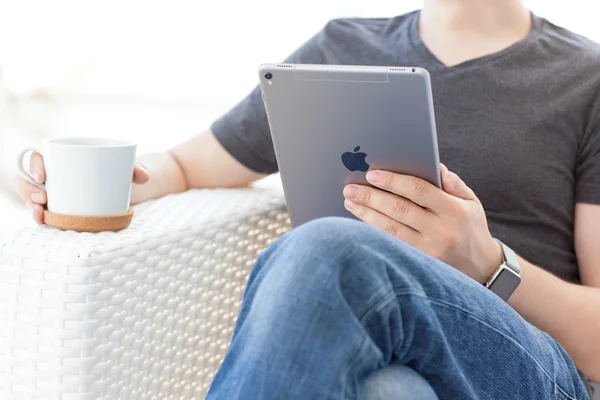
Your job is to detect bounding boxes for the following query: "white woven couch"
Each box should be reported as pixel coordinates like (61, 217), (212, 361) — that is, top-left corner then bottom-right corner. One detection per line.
(0, 187), (290, 399)
(1, 187), (597, 399)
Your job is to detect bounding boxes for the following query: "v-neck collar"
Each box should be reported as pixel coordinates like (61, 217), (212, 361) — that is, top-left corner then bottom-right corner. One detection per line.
(407, 10), (543, 75)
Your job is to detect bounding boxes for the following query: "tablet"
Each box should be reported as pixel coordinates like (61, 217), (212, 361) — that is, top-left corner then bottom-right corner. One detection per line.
(259, 63), (441, 228)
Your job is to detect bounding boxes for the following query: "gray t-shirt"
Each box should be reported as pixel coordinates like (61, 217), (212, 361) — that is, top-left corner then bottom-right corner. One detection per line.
(212, 11), (600, 284)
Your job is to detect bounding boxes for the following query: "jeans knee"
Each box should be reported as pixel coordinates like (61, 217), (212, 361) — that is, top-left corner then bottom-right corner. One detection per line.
(291, 216), (367, 250)
(252, 218), (372, 304)
(285, 216), (411, 259)
(261, 216), (426, 288)
(287, 216), (424, 273)
(258, 217), (368, 272)
(253, 216), (432, 313)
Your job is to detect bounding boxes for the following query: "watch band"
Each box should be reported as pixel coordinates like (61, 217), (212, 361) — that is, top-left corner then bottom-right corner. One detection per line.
(485, 239), (521, 301)
(494, 239), (520, 274)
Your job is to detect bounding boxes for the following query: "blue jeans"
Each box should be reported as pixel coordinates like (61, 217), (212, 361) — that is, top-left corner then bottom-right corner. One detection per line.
(207, 217), (588, 400)
(364, 364), (439, 399)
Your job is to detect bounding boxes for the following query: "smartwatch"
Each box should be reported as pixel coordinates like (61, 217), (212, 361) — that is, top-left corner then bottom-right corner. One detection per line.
(484, 239), (521, 301)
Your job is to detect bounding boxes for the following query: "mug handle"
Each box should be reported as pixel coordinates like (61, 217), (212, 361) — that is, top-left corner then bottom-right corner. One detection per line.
(16, 146), (46, 191)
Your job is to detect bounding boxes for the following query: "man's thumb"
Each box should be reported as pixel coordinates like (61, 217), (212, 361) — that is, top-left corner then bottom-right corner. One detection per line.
(440, 164), (479, 203)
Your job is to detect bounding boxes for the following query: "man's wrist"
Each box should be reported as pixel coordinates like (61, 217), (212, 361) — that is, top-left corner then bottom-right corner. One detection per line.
(479, 238), (504, 284)
(130, 152), (187, 205)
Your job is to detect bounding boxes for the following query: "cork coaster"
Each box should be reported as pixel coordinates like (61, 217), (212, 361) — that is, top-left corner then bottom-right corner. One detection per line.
(44, 209), (134, 232)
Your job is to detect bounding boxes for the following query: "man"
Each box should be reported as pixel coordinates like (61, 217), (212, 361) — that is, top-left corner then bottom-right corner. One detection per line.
(15, 0), (600, 398)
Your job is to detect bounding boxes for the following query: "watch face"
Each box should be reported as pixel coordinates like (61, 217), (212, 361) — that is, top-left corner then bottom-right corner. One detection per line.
(492, 268), (521, 300)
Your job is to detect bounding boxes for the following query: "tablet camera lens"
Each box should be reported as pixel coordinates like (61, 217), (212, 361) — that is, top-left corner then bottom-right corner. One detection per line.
(412, 68), (416, 73)
(265, 73), (273, 80)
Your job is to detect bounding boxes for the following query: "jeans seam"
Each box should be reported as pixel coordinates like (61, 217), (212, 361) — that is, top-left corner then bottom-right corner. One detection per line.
(555, 383), (577, 400)
(359, 291), (399, 326)
(342, 291), (398, 400)
(389, 289), (581, 400)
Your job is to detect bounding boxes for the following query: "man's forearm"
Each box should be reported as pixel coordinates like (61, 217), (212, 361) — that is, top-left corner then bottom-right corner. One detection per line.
(509, 257), (600, 381)
(131, 130), (266, 204)
(168, 130), (265, 189)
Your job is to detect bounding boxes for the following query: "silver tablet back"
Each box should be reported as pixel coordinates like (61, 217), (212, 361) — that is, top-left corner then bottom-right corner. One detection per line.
(259, 64), (441, 228)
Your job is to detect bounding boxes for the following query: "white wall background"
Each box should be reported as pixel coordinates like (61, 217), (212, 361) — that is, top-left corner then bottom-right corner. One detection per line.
(2, 1), (599, 98)
(1, 0), (599, 230)
(1, 1), (599, 148)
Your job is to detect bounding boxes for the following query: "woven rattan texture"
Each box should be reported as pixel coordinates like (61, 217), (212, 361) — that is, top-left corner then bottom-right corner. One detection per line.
(0, 188), (290, 400)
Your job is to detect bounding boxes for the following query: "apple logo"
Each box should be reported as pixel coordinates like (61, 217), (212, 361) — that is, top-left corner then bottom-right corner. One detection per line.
(341, 146), (370, 172)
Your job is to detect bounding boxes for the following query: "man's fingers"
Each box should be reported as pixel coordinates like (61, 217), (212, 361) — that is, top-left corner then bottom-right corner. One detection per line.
(14, 176), (46, 204)
(30, 190), (46, 204)
(344, 200), (420, 246)
(26, 202), (45, 224)
(29, 152), (46, 184)
(133, 165), (150, 184)
(343, 184), (433, 231)
(366, 170), (450, 212)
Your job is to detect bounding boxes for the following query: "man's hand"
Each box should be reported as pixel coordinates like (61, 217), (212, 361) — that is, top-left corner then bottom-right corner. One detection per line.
(14, 152), (150, 224)
(343, 164), (502, 283)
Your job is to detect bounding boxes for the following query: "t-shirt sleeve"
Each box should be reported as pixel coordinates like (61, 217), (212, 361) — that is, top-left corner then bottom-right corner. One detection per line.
(576, 95), (600, 204)
(211, 29), (328, 174)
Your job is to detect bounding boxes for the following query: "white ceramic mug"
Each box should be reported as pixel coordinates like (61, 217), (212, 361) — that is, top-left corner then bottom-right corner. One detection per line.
(17, 137), (137, 216)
